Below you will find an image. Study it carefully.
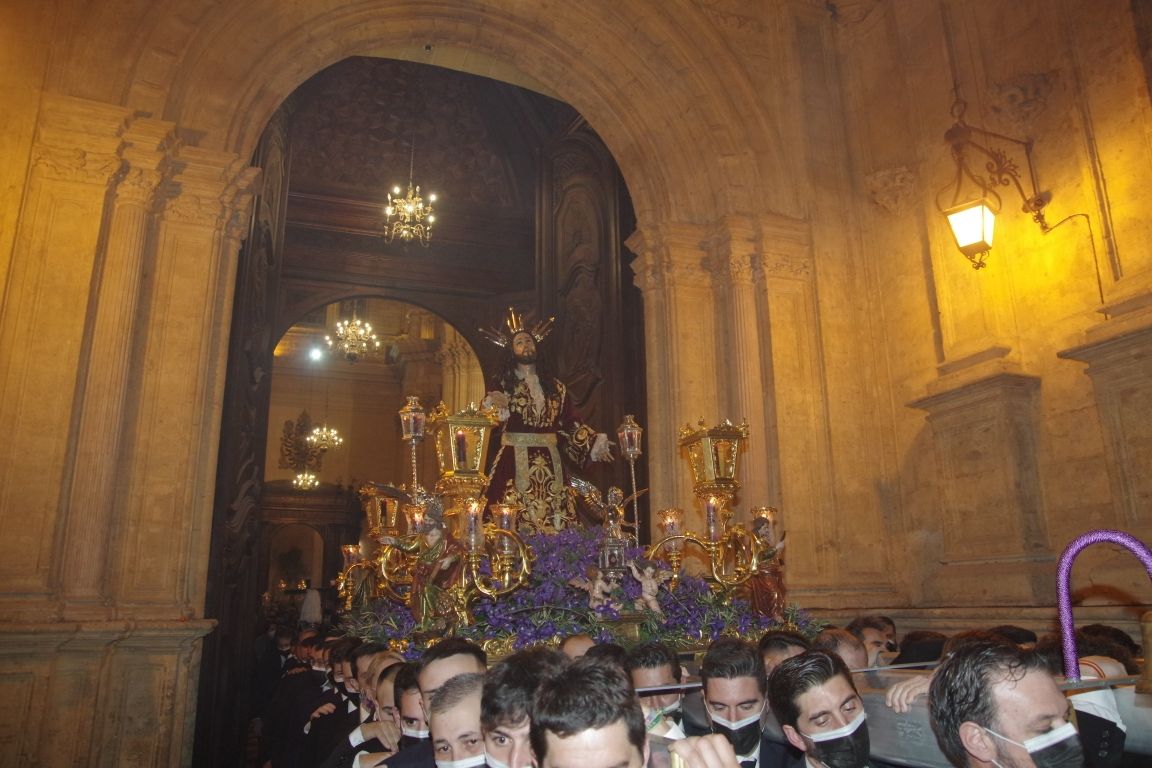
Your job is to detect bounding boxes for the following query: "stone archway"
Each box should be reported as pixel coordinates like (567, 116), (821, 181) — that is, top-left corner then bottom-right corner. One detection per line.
(0, 3), (821, 765)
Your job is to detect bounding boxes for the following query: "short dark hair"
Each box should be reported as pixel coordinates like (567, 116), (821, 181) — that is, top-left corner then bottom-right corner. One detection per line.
(986, 625), (1038, 646)
(767, 650), (855, 730)
(584, 642), (628, 668)
(394, 662), (420, 709)
(1078, 623), (1141, 656)
(624, 641), (682, 682)
(420, 637), (488, 670)
(430, 671), (484, 716)
(758, 630), (811, 656)
(845, 616), (890, 641)
(329, 636), (363, 666)
(700, 638), (766, 695)
(482, 646), (569, 731)
(928, 639), (1048, 767)
(530, 658), (645, 761)
(376, 657), (404, 690)
(812, 629), (865, 664)
(351, 641), (392, 677)
(892, 631), (947, 666)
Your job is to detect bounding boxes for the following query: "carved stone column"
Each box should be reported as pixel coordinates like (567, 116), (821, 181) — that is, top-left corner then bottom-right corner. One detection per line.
(626, 221), (714, 531)
(59, 117), (178, 618)
(702, 216), (771, 516)
(910, 373), (1053, 604)
(108, 144), (260, 617)
(0, 94), (127, 617)
(755, 215), (840, 593)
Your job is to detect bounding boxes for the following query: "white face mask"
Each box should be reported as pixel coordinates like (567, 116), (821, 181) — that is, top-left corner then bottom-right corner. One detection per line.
(806, 710), (866, 744)
(403, 726), (431, 740)
(485, 755), (511, 768)
(436, 753), (488, 768)
(709, 708), (763, 731)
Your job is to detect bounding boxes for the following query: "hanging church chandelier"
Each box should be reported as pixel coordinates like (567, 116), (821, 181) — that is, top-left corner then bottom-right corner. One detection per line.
(308, 424), (343, 451)
(384, 135), (437, 246)
(385, 53), (438, 248)
(326, 317), (381, 362)
(293, 471), (320, 490)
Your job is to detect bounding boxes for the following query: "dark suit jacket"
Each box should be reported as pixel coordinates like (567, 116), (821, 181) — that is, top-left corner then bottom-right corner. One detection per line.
(320, 734), (393, 768)
(265, 670), (326, 767)
(380, 739), (434, 768)
(758, 734), (804, 768)
(303, 701), (363, 767)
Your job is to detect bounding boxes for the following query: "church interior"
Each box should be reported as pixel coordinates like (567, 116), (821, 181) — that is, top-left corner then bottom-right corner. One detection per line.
(1, 1), (1151, 765)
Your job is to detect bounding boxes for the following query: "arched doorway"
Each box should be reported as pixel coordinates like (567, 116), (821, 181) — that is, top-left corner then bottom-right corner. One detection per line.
(200, 51), (646, 764)
(4, 3), (799, 765)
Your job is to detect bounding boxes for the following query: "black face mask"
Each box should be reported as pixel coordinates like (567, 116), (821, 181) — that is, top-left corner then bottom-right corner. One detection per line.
(801, 711), (870, 768)
(985, 722), (1085, 768)
(710, 710), (763, 756)
(399, 733), (430, 749)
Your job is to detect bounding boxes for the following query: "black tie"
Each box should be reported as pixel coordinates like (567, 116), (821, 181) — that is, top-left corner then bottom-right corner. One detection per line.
(740, 761), (756, 768)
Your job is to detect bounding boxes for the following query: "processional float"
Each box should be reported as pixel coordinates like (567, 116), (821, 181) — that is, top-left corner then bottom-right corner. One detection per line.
(337, 398), (789, 638)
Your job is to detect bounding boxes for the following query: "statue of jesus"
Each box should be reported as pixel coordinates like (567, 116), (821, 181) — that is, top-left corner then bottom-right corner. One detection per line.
(481, 308), (612, 531)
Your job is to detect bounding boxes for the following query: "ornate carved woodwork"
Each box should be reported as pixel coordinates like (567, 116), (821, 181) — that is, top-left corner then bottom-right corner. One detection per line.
(194, 109), (290, 767)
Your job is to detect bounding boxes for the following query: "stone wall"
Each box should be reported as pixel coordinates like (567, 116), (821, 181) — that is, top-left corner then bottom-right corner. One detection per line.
(0, 1), (1149, 764)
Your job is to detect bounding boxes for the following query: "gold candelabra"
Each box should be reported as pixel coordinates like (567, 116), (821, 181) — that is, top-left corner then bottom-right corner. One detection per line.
(337, 399), (530, 631)
(375, 496), (531, 633)
(647, 418), (783, 599)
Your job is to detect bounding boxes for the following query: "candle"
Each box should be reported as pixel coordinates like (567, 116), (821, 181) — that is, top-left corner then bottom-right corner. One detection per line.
(495, 503), (516, 554)
(466, 500), (482, 552)
(455, 429), (468, 468)
(706, 497), (719, 542)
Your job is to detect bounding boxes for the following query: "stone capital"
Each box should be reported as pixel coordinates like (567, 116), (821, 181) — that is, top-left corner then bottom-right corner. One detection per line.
(159, 147), (260, 230)
(31, 145), (121, 186)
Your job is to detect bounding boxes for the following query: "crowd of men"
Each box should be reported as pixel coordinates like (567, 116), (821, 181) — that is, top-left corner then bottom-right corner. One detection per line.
(252, 615), (1140, 768)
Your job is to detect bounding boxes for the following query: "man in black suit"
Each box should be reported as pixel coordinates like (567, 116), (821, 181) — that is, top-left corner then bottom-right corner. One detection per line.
(699, 638), (798, 768)
(382, 639), (487, 768)
(482, 646), (569, 768)
(767, 651), (871, 768)
(530, 659), (648, 768)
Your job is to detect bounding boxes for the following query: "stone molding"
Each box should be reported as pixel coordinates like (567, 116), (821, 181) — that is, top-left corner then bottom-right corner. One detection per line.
(1060, 320), (1152, 527)
(865, 165), (917, 213)
(910, 373), (1050, 599)
(31, 145), (121, 185)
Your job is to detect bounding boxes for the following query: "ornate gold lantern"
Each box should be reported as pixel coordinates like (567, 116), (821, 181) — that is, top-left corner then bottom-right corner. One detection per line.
(360, 483), (404, 539)
(679, 418), (750, 506)
(647, 419), (764, 596)
(429, 401), (499, 505)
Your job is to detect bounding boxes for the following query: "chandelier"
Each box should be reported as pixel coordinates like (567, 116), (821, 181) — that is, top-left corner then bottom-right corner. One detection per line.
(384, 119), (437, 246)
(326, 317), (381, 362)
(308, 424), (343, 450)
(293, 471), (319, 490)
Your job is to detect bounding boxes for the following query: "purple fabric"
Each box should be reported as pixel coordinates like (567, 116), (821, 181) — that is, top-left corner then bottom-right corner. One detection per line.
(1056, 529), (1152, 680)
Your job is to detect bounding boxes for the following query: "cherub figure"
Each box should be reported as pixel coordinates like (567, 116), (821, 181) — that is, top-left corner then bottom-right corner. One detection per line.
(570, 566), (621, 611)
(628, 559), (672, 619)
